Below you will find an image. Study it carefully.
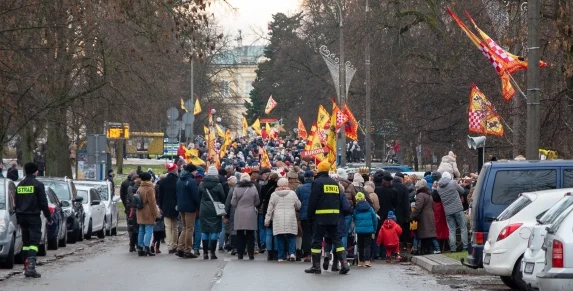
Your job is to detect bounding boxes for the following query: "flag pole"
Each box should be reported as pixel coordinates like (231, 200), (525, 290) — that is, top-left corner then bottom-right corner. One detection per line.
(507, 72), (528, 100)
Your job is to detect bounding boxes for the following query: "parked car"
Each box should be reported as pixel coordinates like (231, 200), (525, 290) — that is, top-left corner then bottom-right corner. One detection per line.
(76, 186), (106, 240)
(521, 193), (573, 290)
(464, 160), (573, 269)
(74, 180), (120, 236)
(38, 177), (84, 243)
(380, 165), (413, 174)
(44, 187), (68, 250)
(0, 178), (23, 269)
(483, 189), (571, 289)
(536, 199), (573, 290)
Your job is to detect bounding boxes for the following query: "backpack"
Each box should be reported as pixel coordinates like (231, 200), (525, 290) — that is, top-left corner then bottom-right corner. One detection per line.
(132, 190), (144, 210)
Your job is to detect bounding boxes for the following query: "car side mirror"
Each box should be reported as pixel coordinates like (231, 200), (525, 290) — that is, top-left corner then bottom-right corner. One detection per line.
(91, 200), (100, 206)
(74, 196), (84, 203)
(112, 196), (121, 203)
(61, 201), (70, 207)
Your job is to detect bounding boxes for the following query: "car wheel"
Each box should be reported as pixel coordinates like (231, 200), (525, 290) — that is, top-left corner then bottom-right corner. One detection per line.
(67, 220), (78, 244)
(77, 217), (84, 242)
(97, 219), (106, 239)
(0, 237), (15, 269)
(500, 276), (519, 290)
(84, 219), (92, 240)
(37, 242), (47, 257)
(59, 230), (67, 247)
(512, 256), (527, 290)
(47, 234), (58, 250)
(111, 226), (117, 236)
(105, 217), (111, 236)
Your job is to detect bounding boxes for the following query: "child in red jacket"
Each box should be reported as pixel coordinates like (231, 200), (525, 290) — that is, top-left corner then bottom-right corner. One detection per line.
(376, 211), (403, 263)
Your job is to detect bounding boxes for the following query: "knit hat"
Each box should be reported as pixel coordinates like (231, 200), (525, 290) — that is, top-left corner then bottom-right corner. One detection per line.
(431, 171), (442, 182)
(165, 163), (177, 172)
(184, 164), (197, 173)
(336, 168), (347, 178)
(353, 173), (364, 184)
(317, 160), (331, 172)
(387, 211), (397, 221)
(24, 162), (38, 175)
(415, 179), (427, 189)
(383, 173), (393, 182)
(277, 177), (289, 187)
(227, 176), (237, 185)
(304, 170), (314, 178)
(356, 192), (366, 201)
(395, 172), (404, 178)
(239, 173), (251, 182)
(207, 166), (218, 176)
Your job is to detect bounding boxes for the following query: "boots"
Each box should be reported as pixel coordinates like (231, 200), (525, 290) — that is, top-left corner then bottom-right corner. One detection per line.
(129, 245), (136, 253)
(202, 240), (209, 260)
(24, 257), (41, 278)
(304, 254), (322, 274)
(337, 251), (350, 275)
(137, 246), (145, 257)
(331, 255), (340, 272)
(322, 253), (331, 271)
(210, 240), (218, 260)
(145, 247), (155, 256)
(267, 250), (273, 261)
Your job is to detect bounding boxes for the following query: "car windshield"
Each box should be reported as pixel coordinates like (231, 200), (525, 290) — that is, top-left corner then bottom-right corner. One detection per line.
(42, 181), (71, 201)
(540, 196), (573, 224)
(497, 195), (532, 221)
(75, 183), (109, 201)
(77, 190), (89, 204)
(0, 180), (5, 210)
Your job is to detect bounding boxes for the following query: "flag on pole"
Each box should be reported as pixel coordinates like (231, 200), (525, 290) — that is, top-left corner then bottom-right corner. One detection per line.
(193, 98), (202, 115)
(203, 125), (210, 140)
(297, 117), (308, 139)
(343, 104), (359, 141)
(251, 118), (262, 136)
(216, 124), (225, 138)
(264, 95), (278, 114)
(468, 84), (504, 136)
(208, 106), (213, 126)
(184, 146), (206, 166)
(242, 116), (248, 136)
(261, 148), (271, 168)
(326, 103), (338, 171)
(316, 105), (330, 144)
(305, 122), (317, 150)
(220, 129), (232, 159)
(180, 99), (188, 113)
(332, 102), (348, 130)
(307, 123), (325, 162)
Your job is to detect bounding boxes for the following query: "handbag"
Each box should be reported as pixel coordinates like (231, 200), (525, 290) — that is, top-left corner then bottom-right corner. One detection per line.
(206, 189), (227, 216)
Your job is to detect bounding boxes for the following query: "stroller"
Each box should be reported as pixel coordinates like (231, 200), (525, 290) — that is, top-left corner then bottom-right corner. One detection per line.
(346, 221), (358, 265)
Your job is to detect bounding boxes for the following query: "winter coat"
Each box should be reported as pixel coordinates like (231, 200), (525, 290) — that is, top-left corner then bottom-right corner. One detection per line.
(136, 181), (160, 225)
(339, 179), (357, 211)
(367, 191), (380, 213)
(295, 181), (312, 221)
(224, 187), (236, 234)
(352, 200), (378, 234)
(157, 172), (179, 218)
(198, 176), (226, 233)
(438, 154), (461, 178)
(433, 199), (450, 240)
(334, 192), (352, 239)
(231, 181), (259, 231)
(265, 189), (301, 235)
(410, 187), (436, 239)
(374, 182), (397, 221)
(376, 218), (402, 247)
(119, 177), (132, 214)
(176, 171), (200, 213)
(392, 178), (411, 225)
(287, 170), (301, 191)
(436, 176), (465, 215)
(6, 168), (18, 182)
(260, 180), (278, 216)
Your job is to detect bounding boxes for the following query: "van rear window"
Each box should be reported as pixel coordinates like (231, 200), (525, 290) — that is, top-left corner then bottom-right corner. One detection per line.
(492, 170), (556, 205)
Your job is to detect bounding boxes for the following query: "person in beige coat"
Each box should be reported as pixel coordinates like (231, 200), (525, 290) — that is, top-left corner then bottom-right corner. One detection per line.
(264, 178), (301, 261)
(136, 173), (160, 257)
(438, 151), (461, 178)
(364, 182), (380, 212)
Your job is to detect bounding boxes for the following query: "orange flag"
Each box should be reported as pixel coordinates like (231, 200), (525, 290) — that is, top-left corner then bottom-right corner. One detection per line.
(305, 122), (317, 151)
(343, 104), (359, 141)
(332, 102), (348, 131)
(468, 84), (504, 136)
(261, 148), (271, 168)
(297, 117), (308, 139)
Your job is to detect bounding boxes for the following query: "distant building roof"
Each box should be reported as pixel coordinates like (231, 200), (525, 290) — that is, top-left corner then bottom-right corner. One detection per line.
(212, 45), (265, 66)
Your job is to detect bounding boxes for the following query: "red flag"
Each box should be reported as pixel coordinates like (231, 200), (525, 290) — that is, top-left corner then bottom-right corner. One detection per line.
(332, 102), (348, 130)
(343, 104), (358, 141)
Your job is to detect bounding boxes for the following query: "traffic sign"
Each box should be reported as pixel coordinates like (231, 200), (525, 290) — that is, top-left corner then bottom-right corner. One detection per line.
(182, 112), (195, 125)
(167, 107), (179, 121)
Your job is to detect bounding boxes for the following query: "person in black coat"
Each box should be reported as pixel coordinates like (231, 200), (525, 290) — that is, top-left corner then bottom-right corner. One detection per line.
(260, 173), (278, 260)
(6, 163), (19, 181)
(392, 172), (411, 245)
(157, 165), (179, 253)
(373, 172), (398, 259)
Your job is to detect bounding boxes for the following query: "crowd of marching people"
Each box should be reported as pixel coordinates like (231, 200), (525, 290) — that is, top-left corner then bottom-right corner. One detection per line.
(118, 136), (475, 274)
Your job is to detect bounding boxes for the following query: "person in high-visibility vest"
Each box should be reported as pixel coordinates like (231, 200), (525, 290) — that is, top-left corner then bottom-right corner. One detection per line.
(305, 160), (350, 275)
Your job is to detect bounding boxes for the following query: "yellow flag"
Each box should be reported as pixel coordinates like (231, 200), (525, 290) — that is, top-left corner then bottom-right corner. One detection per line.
(261, 148), (271, 168)
(242, 116), (248, 136)
(252, 118), (262, 136)
(326, 103), (338, 171)
(220, 129), (232, 159)
(193, 98), (202, 115)
(185, 147), (206, 166)
(316, 105), (330, 144)
(180, 99), (188, 113)
(216, 124), (225, 138)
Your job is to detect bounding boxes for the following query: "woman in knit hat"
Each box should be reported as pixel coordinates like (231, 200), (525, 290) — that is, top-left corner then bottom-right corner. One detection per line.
(231, 173), (259, 260)
(198, 166), (226, 259)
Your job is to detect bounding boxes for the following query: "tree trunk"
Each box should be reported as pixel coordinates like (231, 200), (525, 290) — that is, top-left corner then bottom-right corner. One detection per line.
(46, 107), (72, 177)
(116, 139), (124, 174)
(21, 126), (35, 164)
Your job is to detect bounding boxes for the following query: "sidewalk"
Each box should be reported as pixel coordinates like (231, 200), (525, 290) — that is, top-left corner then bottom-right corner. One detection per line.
(411, 254), (485, 275)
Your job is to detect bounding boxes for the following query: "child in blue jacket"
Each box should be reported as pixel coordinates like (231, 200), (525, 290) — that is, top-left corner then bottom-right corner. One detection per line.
(353, 192), (378, 267)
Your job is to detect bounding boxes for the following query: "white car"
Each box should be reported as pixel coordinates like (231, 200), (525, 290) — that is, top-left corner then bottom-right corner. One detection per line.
(74, 180), (120, 236)
(75, 186), (106, 239)
(521, 193), (573, 290)
(483, 189), (573, 290)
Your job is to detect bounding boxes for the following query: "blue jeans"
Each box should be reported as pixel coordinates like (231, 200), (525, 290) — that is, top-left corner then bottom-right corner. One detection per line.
(265, 227), (276, 251)
(258, 215), (266, 249)
(201, 232), (218, 241)
(275, 234), (296, 259)
(446, 211), (468, 251)
(193, 218), (201, 250)
(138, 224), (153, 247)
(219, 221), (226, 249)
(433, 239), (440, 251)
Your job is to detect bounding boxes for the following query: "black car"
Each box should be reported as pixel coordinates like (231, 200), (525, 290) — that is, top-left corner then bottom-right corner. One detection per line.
(38, 178), (84, 244)
(44, 188), (68, 250)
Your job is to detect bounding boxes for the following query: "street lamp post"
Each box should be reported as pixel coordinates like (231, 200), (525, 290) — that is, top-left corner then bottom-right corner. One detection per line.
(364, 0), (372, 168)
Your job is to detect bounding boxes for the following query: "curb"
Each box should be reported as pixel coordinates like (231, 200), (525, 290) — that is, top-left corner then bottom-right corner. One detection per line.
(411, 254), (486, 275)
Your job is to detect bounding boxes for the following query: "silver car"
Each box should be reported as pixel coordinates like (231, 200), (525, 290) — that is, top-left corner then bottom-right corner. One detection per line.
(74, 180), (120, 236)
(536, 200), (573, 290)
(0, 178), (23, 269)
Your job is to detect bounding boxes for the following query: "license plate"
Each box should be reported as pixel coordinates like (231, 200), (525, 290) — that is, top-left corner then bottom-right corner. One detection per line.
(524, 262), (535, 274)
(484, 253), (491, 265)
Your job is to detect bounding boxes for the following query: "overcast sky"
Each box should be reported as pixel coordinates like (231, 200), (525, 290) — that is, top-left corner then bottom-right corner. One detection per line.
(211, 0), (302, 46)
